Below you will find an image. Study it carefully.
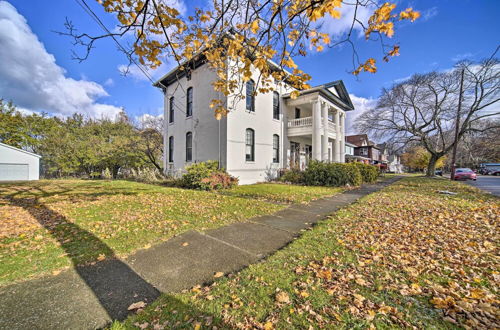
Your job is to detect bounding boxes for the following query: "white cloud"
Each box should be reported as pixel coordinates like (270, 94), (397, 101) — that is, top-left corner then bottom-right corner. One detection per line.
(104, 78), (114, 86)
(0, 1), (122, 118)
(316, 2), (377, 38)
(422, 7), (438, 21)
(345, 94), (378, 135)
(451, 52), (475, 62)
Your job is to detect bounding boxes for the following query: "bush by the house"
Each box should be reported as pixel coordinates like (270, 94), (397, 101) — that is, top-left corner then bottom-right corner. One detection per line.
(302, 161), (363, 187)
(279, 168), (305, 184)
(180, 161), (238, 190)
(351, 162), (379, 183)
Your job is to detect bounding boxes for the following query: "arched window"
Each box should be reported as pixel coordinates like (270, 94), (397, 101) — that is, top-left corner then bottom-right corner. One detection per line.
(273, 134), (279, 163)
(186, 87), (193, 117)
(245, 128), (255, 161)
(169, 96), (174, 123)
(168, 136), (174, 162)
(273, 91), (280, 120)
(246, 79), (255, 112)
(185, 132), (192, 162)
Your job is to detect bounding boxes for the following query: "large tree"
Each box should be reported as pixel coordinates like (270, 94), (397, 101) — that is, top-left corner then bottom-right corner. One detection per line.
(356, 54), (500, 176)
(63, 0), (419, 118)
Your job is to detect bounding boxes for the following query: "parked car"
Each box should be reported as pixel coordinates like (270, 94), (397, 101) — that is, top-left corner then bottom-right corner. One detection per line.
(490, 169), (500, 176)
(435, 170), (443, 176)
(454, 168), (477, 181)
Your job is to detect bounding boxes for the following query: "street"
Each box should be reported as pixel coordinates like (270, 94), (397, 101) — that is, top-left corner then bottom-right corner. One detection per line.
(465, 175), (500, 197)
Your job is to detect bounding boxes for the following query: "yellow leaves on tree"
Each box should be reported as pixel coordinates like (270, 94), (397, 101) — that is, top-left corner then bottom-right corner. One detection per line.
(353, 58), (377, 75)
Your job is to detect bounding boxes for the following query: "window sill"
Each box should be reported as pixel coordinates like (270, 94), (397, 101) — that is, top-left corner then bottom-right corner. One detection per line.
(245, 161), (255, 163)
(186, 116), (192, 119)
(168, 122), (174, 125)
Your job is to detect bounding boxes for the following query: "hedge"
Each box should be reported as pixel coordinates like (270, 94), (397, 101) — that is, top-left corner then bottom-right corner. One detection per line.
(301, 161), (363, 187)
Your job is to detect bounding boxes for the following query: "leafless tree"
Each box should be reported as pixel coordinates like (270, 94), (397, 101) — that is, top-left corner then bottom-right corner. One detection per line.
(356, 50), (500, 176)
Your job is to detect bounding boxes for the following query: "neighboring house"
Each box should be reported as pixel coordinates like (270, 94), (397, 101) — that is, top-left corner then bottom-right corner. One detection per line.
(0, 142), (41, 181)
(344, 141), (370, 163)
(345, 134), (380, 165)
(388, 154), (404, 173)
(155, 55), (354, 184)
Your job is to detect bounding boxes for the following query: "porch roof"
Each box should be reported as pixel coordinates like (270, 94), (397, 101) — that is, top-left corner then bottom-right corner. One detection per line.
(282, 80), (355, 112)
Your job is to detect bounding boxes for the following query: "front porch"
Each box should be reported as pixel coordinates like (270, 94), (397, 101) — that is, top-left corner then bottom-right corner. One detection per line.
(283, 91), (346, 168)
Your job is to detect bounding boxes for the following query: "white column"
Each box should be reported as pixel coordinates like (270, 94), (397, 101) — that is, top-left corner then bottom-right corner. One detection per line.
(312, 100), (322, 160)
(321, 102), (329, 161)
(334, 109), (341, 162)
(162, 88), (168, 174)
(340, 112), (346, 163)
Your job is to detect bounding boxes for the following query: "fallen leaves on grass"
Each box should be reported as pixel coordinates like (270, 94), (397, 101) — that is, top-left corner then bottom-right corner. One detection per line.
(128, 301), (146, 311)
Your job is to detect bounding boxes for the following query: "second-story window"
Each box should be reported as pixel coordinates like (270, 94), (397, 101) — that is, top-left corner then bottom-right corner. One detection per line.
(273, 91), (280, 120)
(169, 96), (174, 123)
(185, 132), (192, 162)
(186, 87), (193, 117)
(245, 128), (255, 161)
(246, 79), (255, 112)
(168, 136), (174, 162)
(273, 134), (279, 163)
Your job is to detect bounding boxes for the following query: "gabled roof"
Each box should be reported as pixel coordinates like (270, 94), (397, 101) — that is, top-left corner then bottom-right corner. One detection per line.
(346, 134), (369, 146)
(282, 80), (355, 112)
(0, 142), (41, 158)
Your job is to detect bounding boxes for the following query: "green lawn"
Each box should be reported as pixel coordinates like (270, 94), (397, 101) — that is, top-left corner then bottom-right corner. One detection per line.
(0, 180), (342, 286)
(112, 177), (499, 329)
(222, 183), (343, 204)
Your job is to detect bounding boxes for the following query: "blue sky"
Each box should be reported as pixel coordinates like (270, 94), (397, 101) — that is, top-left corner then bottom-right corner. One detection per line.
(0, 0), (499, 128)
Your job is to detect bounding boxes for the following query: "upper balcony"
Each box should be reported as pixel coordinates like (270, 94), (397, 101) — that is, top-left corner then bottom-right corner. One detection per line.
(287, 116), (338, 138)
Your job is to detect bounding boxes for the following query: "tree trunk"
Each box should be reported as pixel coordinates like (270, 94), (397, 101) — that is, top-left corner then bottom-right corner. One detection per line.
(426, 154), (439, 177)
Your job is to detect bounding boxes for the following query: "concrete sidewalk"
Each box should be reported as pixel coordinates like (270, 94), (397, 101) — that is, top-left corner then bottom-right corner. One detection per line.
(0, 177), (401, 329)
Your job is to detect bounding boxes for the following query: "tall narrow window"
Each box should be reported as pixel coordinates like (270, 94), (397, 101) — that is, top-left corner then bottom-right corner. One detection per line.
(168, 136), (174, 162)
(185, 132), (192, 162)
(273, 134), (279, 163)
(295, 108), (301, 119)
(246, 79), (255, 112)
(245, 128), (255, 161)
(186, 87), (193, 117)
(169, 96), (174, 123)
(273, 92), (280, 120)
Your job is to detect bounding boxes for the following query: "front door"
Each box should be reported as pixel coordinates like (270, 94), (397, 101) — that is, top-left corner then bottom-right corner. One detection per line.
(304, 145), (312, 165)
(290, 142), (300, 168)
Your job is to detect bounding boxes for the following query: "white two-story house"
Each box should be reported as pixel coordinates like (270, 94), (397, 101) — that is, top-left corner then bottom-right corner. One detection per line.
(155, 55), (355, 184)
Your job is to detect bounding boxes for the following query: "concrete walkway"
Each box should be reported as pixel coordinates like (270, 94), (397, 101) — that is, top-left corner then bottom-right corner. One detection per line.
(0, 177), (401, 329)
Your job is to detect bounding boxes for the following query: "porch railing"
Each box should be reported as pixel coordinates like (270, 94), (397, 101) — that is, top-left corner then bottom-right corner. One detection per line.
(288, 116), (312, 127)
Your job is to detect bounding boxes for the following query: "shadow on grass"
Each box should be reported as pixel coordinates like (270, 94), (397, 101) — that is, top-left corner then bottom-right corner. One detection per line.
(2, 186), (221, 327)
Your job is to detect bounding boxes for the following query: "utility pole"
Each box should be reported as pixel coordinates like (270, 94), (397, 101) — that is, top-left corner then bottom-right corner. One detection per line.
(450, 68), (465, 181)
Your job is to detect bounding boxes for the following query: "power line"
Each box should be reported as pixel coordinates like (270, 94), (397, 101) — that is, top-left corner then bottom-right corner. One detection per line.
(74, 0), (192, 117)
(74, 0), (155, 83)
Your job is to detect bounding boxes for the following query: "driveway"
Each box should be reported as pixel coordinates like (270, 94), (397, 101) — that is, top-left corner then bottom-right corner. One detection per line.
(465, 175), (500, 197)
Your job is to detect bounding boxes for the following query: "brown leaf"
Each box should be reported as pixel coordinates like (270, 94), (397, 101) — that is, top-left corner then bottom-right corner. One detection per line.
(128, 301), (146, 311)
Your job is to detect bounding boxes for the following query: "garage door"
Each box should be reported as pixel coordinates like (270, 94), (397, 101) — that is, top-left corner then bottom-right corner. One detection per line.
(0, 164), (29, 181)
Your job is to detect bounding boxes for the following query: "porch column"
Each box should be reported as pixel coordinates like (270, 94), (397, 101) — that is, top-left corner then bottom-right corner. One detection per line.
(321, 102), (329, 161)
(334, 109), (341, 162)
(340, 112), (346, 163)
(312, 100), (322, 160)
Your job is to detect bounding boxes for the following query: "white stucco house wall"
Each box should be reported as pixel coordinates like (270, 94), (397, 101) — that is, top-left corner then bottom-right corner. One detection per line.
(155, 54), (355, 184)
(0, 142), (41, 181)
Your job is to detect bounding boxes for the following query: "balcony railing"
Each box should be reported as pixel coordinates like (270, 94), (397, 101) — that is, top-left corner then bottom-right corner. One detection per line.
(287, 116), (336, 130)
(288, 116), (312, 127)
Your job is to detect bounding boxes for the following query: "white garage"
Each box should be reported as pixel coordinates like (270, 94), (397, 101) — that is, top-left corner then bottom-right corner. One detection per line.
(0, 142), (41, 181)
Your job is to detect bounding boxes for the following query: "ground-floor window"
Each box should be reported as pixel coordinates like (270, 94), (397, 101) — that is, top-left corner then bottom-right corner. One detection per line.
(168, 136), (174, 162)
(185, 132), (192, 162)
(273, 134), (279, 163)
(246, 128), (255, 161)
